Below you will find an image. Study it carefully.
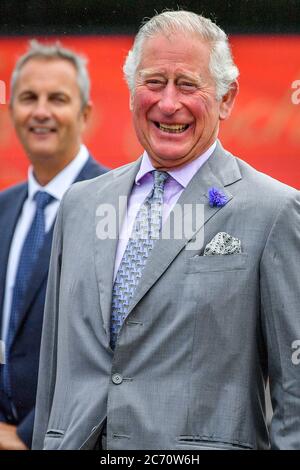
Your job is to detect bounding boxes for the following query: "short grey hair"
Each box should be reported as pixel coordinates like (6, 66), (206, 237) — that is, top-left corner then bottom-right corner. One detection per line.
(10, 39), (90, 108)
(123, 10), (239, 100)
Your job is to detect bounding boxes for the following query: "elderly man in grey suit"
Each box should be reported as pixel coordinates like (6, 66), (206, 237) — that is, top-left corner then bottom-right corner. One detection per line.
(33, 11), (300, 450)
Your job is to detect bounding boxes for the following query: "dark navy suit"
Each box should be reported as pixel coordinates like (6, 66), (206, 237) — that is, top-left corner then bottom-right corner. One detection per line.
(0, 156), (107, 447)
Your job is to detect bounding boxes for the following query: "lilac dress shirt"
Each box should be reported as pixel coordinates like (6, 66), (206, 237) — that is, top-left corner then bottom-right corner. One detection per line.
(113, 141), (217, 280)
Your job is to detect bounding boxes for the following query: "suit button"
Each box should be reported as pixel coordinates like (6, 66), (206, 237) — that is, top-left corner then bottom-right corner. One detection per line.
(112, 373), (123, 385)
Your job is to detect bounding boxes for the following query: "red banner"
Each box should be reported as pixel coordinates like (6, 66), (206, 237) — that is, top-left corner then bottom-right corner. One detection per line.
(0, 35), (299, 190)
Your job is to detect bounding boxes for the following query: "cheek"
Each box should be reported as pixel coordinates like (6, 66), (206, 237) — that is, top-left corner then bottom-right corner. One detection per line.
(56, 114), (77, 131)
(133, 90), (156, 116)
(193, 100), (219, 129)
(12, 109), (28, 127)
(193, 97), (208, 117)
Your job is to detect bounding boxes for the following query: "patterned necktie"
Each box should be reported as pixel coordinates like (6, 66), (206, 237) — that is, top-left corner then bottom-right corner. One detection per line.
(2, 190), (54, 396)
(110, 170), (168, 350)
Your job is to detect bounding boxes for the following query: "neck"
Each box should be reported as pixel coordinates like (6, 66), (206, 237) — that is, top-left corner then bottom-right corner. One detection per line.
(30, 146), (80, 186)
(32, 166), (60, 186)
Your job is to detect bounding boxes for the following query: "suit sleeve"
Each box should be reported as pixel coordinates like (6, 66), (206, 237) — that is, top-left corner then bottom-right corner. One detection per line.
(17, 408), (35, 448)
(31, 195), (64, 450)
(260, 190), (300, 449)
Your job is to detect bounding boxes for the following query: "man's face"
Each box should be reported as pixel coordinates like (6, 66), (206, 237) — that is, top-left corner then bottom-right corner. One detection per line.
(132, 32), (237, 169)
(10, 57), (90, 166)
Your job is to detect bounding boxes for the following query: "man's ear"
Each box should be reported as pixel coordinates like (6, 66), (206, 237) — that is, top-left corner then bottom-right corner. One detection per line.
(9, 99), (14, 119)
(219, 80), (239, 121)
(82, 101), (92, 124)
(129, 94), (134, 111)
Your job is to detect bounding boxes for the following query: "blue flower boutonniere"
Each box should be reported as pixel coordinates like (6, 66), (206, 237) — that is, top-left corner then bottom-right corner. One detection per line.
(208, 187), (228, 208)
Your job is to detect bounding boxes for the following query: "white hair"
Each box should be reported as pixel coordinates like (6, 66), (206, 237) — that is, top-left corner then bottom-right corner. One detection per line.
(10, 39), (90, 108)
(123, 10), (239, 100)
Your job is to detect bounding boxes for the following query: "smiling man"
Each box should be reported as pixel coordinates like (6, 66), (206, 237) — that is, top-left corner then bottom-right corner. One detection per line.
(33, 11), (300, 450)
(0, 41), (107, 449)
(132, 31), (234, 170)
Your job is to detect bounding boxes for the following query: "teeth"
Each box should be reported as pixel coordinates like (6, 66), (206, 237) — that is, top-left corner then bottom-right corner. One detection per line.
(31, 127), (52, 134)
(158, 123), (188, 133)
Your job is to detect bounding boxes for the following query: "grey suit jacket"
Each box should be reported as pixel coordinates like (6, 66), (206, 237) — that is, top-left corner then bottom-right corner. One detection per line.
(33, 142), (300, 450)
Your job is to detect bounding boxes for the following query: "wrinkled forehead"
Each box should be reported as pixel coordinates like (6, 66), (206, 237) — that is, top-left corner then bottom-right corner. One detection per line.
(18, 56), (77, 80)
(140, 30), (211, 56)
(13, 59), (81, 101)
(13, 57), (78, 93)
(136, 32), (212, 81)
(139, 31), (211, 64)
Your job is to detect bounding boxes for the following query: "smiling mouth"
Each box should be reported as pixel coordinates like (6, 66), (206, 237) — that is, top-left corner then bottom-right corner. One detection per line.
(154, 122), (189, 134)
(29, 127), (56, 134)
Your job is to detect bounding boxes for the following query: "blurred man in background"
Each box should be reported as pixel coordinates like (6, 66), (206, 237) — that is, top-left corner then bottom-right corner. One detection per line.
(0, 40), (107, 449)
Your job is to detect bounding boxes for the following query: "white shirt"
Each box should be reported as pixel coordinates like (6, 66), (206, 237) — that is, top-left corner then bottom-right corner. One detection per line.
(1, 145), (89, 344)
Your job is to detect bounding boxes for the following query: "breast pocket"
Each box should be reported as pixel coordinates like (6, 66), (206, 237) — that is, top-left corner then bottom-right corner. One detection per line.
(185, 253), (248, 273)
(44, 429), (65, 450)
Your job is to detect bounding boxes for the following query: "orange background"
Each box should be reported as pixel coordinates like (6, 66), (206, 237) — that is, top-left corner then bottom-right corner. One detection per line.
(0, 35), (299, 190)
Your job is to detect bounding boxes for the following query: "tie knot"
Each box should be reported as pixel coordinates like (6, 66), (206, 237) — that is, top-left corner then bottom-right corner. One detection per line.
(152, 170), (168, 192)
(34, 191), (54, 210)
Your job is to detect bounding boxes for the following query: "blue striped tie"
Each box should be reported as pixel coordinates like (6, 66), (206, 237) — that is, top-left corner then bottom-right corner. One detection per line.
(2, 190), (54, 397)
(110, 170), (168, 350)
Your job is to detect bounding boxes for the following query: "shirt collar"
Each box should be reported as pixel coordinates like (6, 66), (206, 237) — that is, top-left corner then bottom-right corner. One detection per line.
(28, 144), (89, 202)
(136, 141), (217, 189)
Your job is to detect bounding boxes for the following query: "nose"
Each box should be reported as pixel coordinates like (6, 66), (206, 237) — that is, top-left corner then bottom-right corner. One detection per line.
(31, 98), (51, 121)
(158, 82), (181, 116)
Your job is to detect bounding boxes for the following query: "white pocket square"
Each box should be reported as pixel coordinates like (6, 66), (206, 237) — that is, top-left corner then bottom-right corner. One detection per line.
(204, 232), (241, 256)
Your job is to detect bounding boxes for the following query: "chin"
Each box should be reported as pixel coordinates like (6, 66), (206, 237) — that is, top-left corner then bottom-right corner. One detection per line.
(153, 151), (189, 165)
(28, 149), (55, 160)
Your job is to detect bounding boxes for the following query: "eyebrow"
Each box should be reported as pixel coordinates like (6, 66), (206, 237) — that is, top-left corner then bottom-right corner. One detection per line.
(17, 90), (70, 98)
(18, 90), (36, 96)
(138, 69), (166, 79)
(138, 68), (203, 84)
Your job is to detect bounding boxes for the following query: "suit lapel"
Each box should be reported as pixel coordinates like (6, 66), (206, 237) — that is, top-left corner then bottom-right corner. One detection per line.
(0, 185), (27, 322)
(12, 157), (103, 341)
(94, 160), (141, 336)
(128, 142), (242, 315)
(75, 155), (107, 182)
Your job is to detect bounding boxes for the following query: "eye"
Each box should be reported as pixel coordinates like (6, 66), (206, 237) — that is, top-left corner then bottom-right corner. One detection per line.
(178, 82), (198, 92)
(18, 93), (36, 103)
(51, 95), (68, 104)
(145, 79), (165, 90)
